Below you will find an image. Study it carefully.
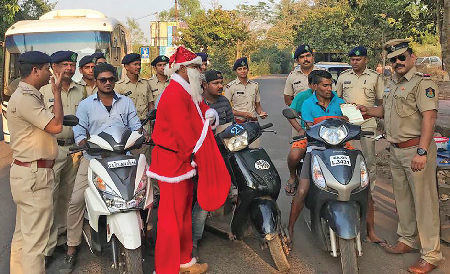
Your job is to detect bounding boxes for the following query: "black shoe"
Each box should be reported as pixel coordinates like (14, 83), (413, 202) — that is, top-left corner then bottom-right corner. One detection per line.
(59, 254), (76, 274)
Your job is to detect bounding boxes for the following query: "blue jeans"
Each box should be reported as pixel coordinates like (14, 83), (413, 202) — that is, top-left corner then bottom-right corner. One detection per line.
(192, 201), (208, 247)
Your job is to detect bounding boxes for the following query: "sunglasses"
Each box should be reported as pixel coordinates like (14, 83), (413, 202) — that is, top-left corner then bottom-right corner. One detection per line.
(97, 77), (116, 84)
(390, 55), (407, 63)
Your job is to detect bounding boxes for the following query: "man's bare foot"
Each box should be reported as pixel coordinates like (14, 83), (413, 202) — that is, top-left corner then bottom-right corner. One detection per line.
(365, 234), (386, 246)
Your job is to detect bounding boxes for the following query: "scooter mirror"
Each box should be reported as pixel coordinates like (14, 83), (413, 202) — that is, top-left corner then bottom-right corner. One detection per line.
(282, 108), (299, 119)
(63, 115), (79, 126)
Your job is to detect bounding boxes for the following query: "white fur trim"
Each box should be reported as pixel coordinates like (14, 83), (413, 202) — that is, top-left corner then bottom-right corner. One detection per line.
(171, 73), (204, 106)
(146, 169), (196, 183)
(180, 257), (197, 268)
(164, 56), (202, 76)
(205, 108), (219, 130)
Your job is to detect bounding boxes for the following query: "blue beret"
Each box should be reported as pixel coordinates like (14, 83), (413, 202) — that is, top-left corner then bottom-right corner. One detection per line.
(196, 52), (208, 62)
(18, 51), (51, 64)
(79, 55), (95, 68)
(51, 51), (78, 63)
(233, 57), (248, 71)
(151, 55), (169, 66)
(122, 53), (141, 64)
(348, 46), (367, 57)
(294, 44), (313, 59)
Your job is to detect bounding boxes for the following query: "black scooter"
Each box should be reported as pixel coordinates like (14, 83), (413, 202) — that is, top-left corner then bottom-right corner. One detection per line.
(283, 108), (373, 274)
(205, 122), (290, 272)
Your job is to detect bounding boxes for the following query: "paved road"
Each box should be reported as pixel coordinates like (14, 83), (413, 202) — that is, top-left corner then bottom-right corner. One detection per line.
(0, 75), (449, 273)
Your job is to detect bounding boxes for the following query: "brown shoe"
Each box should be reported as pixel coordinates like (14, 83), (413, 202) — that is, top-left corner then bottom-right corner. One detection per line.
(179, 262), (208, 274)
(382, 241), (418, 254)
(407, 259), (437, 274)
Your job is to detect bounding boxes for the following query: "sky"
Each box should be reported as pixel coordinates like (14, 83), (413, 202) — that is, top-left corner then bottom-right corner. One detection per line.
(49, 0), (271, 41)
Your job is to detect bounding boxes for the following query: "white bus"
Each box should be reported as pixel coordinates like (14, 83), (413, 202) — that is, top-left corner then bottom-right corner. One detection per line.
(1, 9), (131, 142)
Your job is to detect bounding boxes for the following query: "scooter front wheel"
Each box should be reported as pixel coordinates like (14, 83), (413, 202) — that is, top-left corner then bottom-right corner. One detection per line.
(338, 237), (358, 274)
(268, 234), (290, 272)
(117, 239), (144, 274)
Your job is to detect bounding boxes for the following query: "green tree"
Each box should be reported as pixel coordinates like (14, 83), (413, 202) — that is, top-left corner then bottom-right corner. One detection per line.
(159, 0), (202, 21)
(126, 17), (148, 53)
(16, 0), (54, 20)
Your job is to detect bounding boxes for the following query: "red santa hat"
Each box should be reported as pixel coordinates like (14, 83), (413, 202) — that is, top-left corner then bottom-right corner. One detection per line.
(164, 45), (202, 76)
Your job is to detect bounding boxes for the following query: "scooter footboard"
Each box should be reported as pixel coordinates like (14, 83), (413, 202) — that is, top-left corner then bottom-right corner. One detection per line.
(249, 197), (281, 237)
(107, 211), (143, 250)
(322, 201), (360, 240)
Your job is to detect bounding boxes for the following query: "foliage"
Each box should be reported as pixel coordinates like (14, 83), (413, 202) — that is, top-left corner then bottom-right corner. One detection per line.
(16, 0), (54, 20)
(159, 0), (202, 21)
(126, 17), (148, 53)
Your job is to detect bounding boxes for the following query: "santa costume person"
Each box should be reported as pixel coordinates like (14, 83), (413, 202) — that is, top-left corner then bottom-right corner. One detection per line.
(148, 45), (231, 274)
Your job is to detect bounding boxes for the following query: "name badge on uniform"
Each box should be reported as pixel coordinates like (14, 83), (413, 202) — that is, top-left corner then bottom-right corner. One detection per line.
(237, 91), (244, 95)
(344, 81), (351, 84)
(49, 98), (54, 102)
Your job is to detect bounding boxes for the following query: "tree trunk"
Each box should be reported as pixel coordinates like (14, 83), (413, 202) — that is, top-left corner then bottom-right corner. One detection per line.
(441, 0), (450, 75)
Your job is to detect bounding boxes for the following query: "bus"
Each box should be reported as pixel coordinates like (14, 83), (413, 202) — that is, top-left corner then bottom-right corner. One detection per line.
(1, 9), (131, 142)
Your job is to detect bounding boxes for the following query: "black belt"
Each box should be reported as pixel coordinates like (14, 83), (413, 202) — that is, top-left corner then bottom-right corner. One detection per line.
(157, 144), (177, 153)
(57, 138), (75, 146)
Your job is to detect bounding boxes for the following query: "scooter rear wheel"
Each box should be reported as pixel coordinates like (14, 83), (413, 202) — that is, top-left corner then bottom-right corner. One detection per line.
(338, 237), (358, 274)
(268, 234), (290, 272)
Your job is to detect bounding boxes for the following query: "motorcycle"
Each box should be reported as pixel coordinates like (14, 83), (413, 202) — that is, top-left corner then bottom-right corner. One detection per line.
(206, 121), (291, 272)
(282, 108), (373, 274)
(63, 112), (155, 274)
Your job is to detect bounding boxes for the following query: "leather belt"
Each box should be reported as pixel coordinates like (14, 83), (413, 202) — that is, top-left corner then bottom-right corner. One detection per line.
(392, 137), (420, 148)
(57, 138), (75, 146)
(13, 159), (55, 169)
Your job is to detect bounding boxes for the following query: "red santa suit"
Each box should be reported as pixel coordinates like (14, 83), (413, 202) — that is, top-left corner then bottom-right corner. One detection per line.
(148, 47), (231, 274)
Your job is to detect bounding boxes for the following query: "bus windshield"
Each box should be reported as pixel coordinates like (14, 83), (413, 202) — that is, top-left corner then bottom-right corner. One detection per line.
(3, 31), (111, 96)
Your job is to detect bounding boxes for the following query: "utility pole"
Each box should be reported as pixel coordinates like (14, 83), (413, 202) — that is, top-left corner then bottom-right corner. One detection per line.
(175, 0), (179, 23)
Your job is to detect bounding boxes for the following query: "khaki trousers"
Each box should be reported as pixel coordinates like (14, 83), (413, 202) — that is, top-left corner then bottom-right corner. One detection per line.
(359, 129), (377, 191)
(44, 146), (80, 256)
(10, 163), (54, 274)
(67, 156), (89, 247)
(389, 141), (442, 265)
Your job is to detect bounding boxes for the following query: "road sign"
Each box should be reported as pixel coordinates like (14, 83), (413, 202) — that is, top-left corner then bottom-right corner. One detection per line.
(140, 47), (150, 63)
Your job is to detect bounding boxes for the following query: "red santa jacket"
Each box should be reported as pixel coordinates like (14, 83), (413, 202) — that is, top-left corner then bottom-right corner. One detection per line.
(148, 74), (231, 211)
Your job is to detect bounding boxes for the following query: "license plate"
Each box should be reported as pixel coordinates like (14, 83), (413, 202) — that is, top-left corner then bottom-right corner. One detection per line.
(330, 155), (351, 167)
(107, 159), (137, 169)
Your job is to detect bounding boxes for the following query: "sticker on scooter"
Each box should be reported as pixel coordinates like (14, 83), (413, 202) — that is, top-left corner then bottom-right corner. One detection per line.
(107, 159), (137, 169)
(255, 159), (270, 170)
(230, 124), (245, 135)
(330, 155), (351, 167)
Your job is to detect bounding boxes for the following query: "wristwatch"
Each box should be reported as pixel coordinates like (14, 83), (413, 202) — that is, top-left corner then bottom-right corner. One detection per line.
(417, 148), (427, 156)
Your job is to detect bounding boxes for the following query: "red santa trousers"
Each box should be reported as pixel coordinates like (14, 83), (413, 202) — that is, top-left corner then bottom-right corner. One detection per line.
(155, 179), (194, 274)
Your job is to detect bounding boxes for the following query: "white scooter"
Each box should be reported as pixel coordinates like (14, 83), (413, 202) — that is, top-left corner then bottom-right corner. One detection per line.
(64, 113), (154, 274)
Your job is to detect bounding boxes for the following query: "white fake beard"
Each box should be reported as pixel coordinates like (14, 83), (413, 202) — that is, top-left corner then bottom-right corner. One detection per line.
(187, 68), (203, 104)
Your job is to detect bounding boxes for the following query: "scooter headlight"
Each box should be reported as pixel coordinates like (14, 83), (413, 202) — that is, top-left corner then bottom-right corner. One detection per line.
(223, 131), (248, 152)
(360, 160), (369, 189)
(311, 155), (326, 189)
(92, 173), (136, 213)
(319, 125), (348, 145)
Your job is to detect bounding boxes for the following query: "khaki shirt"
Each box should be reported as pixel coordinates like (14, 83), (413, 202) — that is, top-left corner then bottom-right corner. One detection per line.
(41, 81), (85, 140)
(7, 81), (58, 162)
(148, 75), (170, 99)
(336, 68), (384, 130)
(224, 78), (260, 119)
(79, 78), (98, 97)
(115, 75), (153, 120)
(383, 67), (439, 143)
(284, 65), (322, 97)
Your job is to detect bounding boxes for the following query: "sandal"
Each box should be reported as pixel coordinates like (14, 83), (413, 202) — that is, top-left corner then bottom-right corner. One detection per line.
(285, 178), (298, 196)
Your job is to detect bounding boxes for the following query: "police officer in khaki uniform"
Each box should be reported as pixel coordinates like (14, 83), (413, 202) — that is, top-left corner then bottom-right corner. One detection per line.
(116, 53), (153, 162)
(284, 44), (322, 106)
(7, 51), (64, 274)
(336, 46), (384, 245)
(78, 55), (97, 96)
(92, 52), (106, 65)
(359, 39), (442, 274)
(40, 51), (85, 260)
(149, 55), (170, 108)
(224, 57), (267, 148)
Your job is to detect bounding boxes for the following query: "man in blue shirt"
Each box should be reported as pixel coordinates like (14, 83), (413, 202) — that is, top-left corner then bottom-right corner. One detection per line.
(287, 70), (348, 246)
(60, 63), (141, 273)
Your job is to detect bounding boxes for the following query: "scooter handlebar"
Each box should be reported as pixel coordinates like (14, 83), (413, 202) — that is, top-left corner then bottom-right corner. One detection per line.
(260, 123), (273, 130)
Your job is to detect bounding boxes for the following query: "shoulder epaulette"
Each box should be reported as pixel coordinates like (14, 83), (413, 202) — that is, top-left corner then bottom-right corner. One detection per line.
(415, 72), (424, 77)
(116, 78), (125, 84)
(225, 79), (238, 88)
(367, 69), (379, 75)
(20, 87), (34, 94)
(248, 79), (258, 84)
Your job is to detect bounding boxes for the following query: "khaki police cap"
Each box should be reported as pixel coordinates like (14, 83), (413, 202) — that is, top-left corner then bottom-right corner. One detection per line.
(384, 39), (411, 59)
